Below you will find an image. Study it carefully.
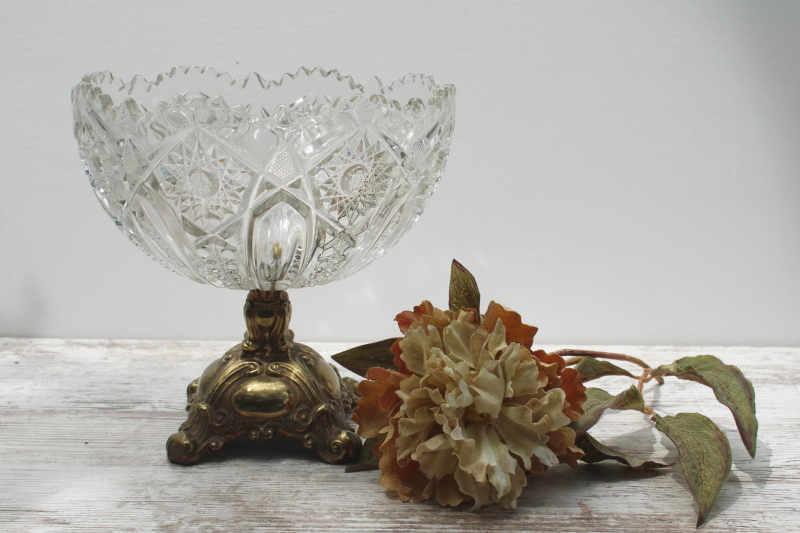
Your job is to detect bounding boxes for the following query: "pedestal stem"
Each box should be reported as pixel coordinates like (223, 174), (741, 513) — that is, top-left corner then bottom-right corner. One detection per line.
(242, 290), (293, 354)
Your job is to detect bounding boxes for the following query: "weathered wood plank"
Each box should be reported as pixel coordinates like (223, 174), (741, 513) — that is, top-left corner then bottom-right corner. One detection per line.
(0, 339), (796, 532)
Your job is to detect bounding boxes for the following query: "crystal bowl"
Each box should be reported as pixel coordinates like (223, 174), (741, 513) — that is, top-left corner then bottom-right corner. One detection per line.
(72, 67), (455, 290)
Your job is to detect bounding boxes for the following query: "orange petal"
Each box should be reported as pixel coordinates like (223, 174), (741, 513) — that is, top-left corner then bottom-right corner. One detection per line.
(379, 446), (431, 503)
(416, 300), (437, 316)
(394, 301), (438, 334)
(379, 412), (401, 453)
(534, 349), (567, 373)
(364, 367), (407, 413)
(560, 446), (584, 469)
(379, 385), (403, 413)
(558, 367), (587, 421)
(527, 454), (546, 476)
(394, 311), (420, 335)
(420, 315), (453, 339)
(353, 379), (392, 439)
(531, 350), (586, 421)
(391, 338), (414, 376)
(546, 428), (567, 457)
(372, 436), (385, 459)
(483, 301), (538, 349)
(556, 427), (583, 469)
(532, 350), (562, 387)
(366, 366), (406, 387)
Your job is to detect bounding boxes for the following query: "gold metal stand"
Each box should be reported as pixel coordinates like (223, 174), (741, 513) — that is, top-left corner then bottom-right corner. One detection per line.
(166, 290), (362, 465)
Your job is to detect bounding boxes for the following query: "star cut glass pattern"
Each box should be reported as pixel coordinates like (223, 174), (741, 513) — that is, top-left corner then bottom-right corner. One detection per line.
(158, 131), (257, 233)
(72, 67), (455, 290)
(313, 128), (402, 228)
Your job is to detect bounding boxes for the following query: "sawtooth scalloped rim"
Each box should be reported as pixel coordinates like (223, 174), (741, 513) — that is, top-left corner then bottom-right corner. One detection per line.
(75, 66), (454, 105)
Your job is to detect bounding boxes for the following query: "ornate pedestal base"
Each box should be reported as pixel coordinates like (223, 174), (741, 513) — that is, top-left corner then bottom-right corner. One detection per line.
(166, 290), (362, 465)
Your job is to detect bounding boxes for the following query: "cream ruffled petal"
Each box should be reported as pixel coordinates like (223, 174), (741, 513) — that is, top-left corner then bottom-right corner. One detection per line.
(426, 323), (444, 351)
(396, 412), (435, 461)
(470, 364), (505, 417)
(469, 326), (490, 365)
(416, 436), (459, 479)
(496, 463), (527, 509)
(399, 326), (429, 375)
(436, 474), (467, 507)
(421, 385), (445, 406)
(380, 304), (583, 510)
(397, 375), (421, 401)
(446, 378), (473, 409)
(454, 467), (492, 511)
(499, 343), (520, 397)
(527, 388), (571, 429)
(493, 405), (558, 468)
(454, 421), (496, 483)
(486, 318), (507, 356)
(508, 360), (542, 398)
(484, 426), (519, 499)
(443, 319), (476, 365)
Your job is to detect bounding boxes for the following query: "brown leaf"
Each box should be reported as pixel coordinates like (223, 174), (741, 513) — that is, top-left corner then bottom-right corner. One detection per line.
(578, 433), (672, 469)
(652, 412), (732, 527)
(332, 338), (399, 377)
(574, 357), (635, 382)
(483, 301), (538, 349)
(569, 386), (645, 437)
(345, 436), (383, 473)
(449, 259), (481, 313)
(651, 355), (758, 458)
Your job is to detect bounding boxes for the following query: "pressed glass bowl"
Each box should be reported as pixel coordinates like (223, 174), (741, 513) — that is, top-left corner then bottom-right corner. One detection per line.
(72, 67), (455, 290)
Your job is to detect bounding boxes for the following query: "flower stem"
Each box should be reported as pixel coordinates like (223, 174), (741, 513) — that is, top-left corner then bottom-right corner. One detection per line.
(637, 370), (655, 414)
(552, 349), (665, 385)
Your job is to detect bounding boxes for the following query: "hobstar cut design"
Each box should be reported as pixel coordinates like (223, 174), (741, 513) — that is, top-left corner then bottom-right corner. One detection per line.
(72, 67), (456, 290)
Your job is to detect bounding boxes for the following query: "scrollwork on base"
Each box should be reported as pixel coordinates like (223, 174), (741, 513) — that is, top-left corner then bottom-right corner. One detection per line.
(166, 290), (361, 465)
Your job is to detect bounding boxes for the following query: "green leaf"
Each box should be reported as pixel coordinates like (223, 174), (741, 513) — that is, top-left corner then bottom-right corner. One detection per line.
(651, 355), (758, 457)
(331, 338), (399, 377)
(448, 259), (480, 313)
(569, 385), (646, 436)
(344, 436), (383, 472)
(578, 433), (672, 469)
(574, 357), (635, 382)
(652, 412), (732, 527)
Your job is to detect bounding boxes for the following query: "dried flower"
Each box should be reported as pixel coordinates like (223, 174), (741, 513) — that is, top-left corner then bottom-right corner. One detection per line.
(338, 259), (760, 525)
(353, 301), (586, 509)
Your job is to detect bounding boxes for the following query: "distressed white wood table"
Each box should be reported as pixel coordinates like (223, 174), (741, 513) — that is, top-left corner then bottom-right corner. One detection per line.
(0, 339), (795, 532)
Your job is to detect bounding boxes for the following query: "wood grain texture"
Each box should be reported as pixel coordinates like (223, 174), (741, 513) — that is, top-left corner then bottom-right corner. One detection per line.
(0, 339), (795, 532)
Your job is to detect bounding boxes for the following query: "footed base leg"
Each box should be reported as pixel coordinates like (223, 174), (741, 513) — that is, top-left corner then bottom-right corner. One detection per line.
(167, 403), (227, 465)
(166, 290), (361, 465)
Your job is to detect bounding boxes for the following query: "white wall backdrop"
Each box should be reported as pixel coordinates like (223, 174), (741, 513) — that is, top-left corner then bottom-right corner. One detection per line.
(1, 1), (798, 346)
